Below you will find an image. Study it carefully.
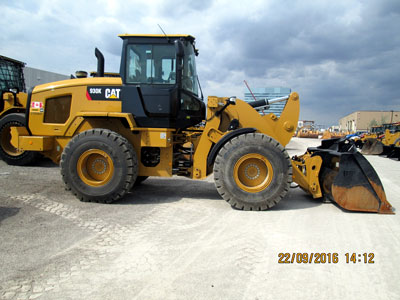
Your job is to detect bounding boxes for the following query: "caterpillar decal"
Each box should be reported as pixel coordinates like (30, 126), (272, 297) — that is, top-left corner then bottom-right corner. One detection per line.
(86, 86), (121, 101)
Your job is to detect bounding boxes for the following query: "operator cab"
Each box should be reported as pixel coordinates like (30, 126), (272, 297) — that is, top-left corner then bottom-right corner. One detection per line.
(119, 34), (205, 129)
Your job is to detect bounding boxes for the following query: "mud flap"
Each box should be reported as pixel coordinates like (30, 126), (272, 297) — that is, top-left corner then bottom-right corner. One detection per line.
(331, 152), (394, 214)
(361, 138), (383, 155)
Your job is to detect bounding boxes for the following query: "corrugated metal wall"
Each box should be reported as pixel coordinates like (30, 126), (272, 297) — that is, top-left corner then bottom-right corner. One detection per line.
(23, 67), (69, 91)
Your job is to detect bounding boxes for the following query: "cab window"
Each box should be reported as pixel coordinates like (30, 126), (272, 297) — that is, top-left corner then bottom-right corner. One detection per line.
(126, 44), (176, 84)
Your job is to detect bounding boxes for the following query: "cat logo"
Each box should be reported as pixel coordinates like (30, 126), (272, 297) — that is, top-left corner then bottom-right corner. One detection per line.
(105, 88), (121, 99)
(86, 86), (122, 101)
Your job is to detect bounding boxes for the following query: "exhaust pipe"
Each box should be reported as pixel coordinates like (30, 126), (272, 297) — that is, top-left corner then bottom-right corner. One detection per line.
(95, 48), (104, 77)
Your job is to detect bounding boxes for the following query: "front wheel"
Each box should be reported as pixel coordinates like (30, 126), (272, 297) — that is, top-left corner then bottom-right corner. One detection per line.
(60, 129), (138, 203)
(214, 133), (292, 211)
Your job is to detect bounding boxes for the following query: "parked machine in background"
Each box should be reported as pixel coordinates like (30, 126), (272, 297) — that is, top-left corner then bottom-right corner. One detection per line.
(295, 120), (320, 138)
(9, 34), (394, 213)
(361, 122), (400, 159)
(0, 55), (38, 165)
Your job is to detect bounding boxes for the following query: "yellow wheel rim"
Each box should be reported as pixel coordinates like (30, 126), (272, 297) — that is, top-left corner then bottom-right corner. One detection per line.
(77, 149), (114, 187)
(1, 124), (23, 156)
(233, 153), (273, 193)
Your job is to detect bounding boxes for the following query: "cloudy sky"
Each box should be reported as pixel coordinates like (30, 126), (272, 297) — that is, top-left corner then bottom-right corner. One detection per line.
(1, 0), (399, 125)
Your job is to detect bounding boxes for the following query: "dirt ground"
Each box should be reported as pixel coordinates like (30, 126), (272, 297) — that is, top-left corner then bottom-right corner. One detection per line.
(0, 137), (399, 300)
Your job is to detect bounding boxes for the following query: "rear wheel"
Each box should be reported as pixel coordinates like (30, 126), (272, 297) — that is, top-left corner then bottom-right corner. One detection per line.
(214, 133), (292, 211)
(60, 129), (137, 203)
(0, 113), (39, 165)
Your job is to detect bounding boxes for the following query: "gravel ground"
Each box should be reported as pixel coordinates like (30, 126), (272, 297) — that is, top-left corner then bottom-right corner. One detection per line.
(0, 137), (399, 300)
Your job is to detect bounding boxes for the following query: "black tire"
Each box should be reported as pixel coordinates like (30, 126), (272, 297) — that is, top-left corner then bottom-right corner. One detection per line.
(60, 129), (137, 203)
(214, 133), (292, 211)
(0, 113), (39, 165)
(134, 176), (149, 186)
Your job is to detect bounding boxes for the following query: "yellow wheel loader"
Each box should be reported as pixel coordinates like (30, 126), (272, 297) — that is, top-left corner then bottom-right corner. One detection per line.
(0, 55), (39, 165)
(10, 34), (394, 213)
(381, 123), (400, 159)
(362, 123), (400, 158)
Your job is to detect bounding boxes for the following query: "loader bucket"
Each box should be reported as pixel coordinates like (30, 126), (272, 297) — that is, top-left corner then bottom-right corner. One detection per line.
(331, 152), (393, 214)
(361, 138), (383, 155)
(308, 138), (394, 214)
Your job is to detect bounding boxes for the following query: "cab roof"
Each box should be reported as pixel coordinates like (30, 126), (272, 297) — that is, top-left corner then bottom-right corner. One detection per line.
(119, 34), (194, 39)
(118, 34), (195, 43)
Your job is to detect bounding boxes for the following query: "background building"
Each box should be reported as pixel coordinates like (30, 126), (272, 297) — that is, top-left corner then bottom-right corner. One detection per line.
(23, 66), (69, 91)
(339, 111), (400, 132)
(244, 87), (291, 117)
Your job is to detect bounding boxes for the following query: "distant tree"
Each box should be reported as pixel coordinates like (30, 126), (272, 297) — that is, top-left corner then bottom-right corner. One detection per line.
(369, 119), (378, 129)
(380, 115), (388, 125)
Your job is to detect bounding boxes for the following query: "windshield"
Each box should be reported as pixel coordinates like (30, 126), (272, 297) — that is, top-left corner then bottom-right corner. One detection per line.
(182, 42), (199, 96)
(126, 44), (176, 84)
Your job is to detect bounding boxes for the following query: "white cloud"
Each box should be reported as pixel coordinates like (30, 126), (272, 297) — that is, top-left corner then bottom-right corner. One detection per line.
(1, 0), (399, 125)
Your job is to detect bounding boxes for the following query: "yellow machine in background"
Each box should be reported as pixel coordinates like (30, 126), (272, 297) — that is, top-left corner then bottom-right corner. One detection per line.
(0, 55), (39, 165)
(381, 123), (400, 147)
(295, 120), (320, 138)
(9, 34), (394, 213)
(296, 128), (320, 138)
(361, 123), (400, 157)
(321, 130), (346, 140)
